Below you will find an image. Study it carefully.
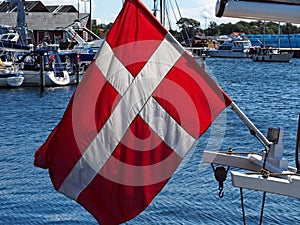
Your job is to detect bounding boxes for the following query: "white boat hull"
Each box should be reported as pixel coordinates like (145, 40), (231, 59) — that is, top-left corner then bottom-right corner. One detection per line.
(0, 71), (24, 87)
(0, 78), (9, 87)
(251, 52), (293, 62)
(22, 70), (70, 86)
(205, 49), (249, 58)
(204, 39), (252, 58)
(7, 76), (24, 87)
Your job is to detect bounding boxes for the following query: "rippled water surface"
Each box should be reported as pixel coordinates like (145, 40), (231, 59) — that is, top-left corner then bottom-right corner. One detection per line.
(1, 58), (300, 224)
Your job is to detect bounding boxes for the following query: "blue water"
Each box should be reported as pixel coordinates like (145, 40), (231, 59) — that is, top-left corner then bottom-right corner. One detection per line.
(1, 58), (300, 224)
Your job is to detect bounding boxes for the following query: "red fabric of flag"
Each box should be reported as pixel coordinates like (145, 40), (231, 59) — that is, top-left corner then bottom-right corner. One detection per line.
(34, 0), (232, 224)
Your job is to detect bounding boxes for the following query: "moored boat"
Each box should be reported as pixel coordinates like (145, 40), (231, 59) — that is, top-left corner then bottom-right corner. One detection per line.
(17, 49), (70, 86)
(251, 48), (294, 62)
(0, 69), (24, 87)
(204, 39), (252, 58)
(21, 69), (70, 87)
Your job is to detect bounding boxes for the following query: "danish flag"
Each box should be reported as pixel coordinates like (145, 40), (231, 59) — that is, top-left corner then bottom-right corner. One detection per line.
(34, 0), (232, 224)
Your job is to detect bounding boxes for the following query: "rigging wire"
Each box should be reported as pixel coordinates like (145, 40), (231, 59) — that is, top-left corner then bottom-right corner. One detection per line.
(240, 188), (246, 225)
(167, 0), (179, 22)
(167, 0), (191, 47)
(165, 0), (185, 44)
(174, 0), (182, 19)
(174, 0), (192, 47)
(239, 188), (267, 225)
(164, 0), (172, 30)
(295, 113), (300, 173)
(259, 192), (267, 225)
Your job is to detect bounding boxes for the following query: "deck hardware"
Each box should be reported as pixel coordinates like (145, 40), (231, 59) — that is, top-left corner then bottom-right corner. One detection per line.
(211, 164), (230, 198)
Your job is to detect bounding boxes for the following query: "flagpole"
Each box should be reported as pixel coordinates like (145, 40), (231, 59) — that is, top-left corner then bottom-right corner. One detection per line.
(230, 102), (271, 148)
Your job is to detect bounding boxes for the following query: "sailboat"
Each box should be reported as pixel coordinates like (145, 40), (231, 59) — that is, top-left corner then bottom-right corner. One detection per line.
(0, 0), (32, 53)
(0, 58), (24, 87)
(251, 48), (294, 62)
(17, 49), (70, 87)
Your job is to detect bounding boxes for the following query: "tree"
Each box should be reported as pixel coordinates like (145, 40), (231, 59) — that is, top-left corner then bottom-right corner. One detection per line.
(93, 20), (300, 41)
(206, 21), (220, 36)
(176, 17), (201, 45)
(92, 23), (113, 38)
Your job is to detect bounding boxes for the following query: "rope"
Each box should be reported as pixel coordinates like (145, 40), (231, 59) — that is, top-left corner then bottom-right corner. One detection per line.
(259, 192), (267, 225)
(174, 0), (182, 19)
(262, 148), (269, 171)
(295, 113), (300, 173)
(167, 0), (185, 42)
(239, 188), (267, 225)
(167, 0), (191, 47)
(246, 170), (300, 178)
(216, 147), (263, 156)
(240, 188), (247, 225)
(225, 152), (261, 155)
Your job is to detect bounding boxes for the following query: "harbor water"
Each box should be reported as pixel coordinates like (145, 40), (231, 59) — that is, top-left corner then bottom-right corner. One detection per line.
(1, 58), (300, 224)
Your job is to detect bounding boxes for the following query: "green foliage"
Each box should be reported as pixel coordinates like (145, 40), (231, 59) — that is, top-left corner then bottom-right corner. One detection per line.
(92, 23), (113, 38)
(175, 17), (201, 45)
(209, 20), (300, 36)
(206, 21), (220, 36)
(96, 20), (300, 42)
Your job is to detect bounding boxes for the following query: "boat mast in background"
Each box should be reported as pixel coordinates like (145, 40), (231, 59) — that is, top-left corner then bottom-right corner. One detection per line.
(153, 0), (158, 17)
(160, 0), (165, 25)
(152, 0), (166, 26)
(10, 0), (27, 45)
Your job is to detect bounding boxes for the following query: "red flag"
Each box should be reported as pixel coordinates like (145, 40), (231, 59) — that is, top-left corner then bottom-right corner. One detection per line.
(34, 0), (232, 224)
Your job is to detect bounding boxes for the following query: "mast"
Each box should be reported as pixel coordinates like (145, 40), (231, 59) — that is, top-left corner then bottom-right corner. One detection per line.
(78, 0), (80, 20)
(160, 0), (163, 24)
(278, 22), (281, 51)
(263, 21), (266, 47)
(89, 0), (92, 31)
(11, 0), (27, 45)
(153, 0), (158, 17)
(159, 0), (165, 25)
(295, 114), (300, 173)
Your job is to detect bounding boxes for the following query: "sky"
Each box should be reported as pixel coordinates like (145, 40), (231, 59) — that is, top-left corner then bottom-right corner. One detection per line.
(39, 0), (240, 29)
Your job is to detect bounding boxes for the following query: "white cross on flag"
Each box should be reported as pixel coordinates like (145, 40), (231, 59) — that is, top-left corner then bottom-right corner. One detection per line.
(34, 0), (232, 224)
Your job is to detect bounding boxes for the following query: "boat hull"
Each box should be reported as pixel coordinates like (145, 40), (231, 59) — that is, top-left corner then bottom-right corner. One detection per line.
(204, 39), (252, 58)
(0, 71), (24, 87)
(22, 70), (70, 86)
(204, 49), (249, 58)
(251, 52), (294, 62)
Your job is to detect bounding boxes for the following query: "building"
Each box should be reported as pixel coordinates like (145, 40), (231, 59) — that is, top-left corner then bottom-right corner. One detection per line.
(242, 33), (300, 48)
(0, 1), (91, 46)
